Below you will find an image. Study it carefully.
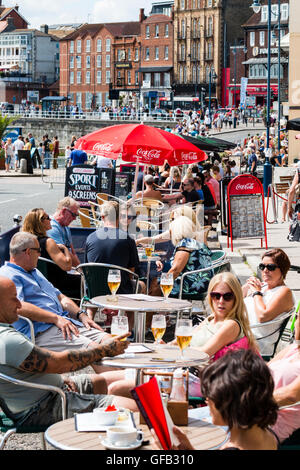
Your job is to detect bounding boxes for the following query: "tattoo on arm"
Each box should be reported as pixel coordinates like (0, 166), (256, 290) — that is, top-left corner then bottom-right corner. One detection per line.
(66, 342), (120, 371)
(19, 346), (53, 373)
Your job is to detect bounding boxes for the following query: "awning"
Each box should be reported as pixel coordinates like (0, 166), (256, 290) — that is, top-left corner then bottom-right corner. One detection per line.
(41, 96), (67, 101)
(181, 135), (237, 152)
(139, 66), (173, 73)
(242, 57), (288, 65)
(287, 118), (300, 131)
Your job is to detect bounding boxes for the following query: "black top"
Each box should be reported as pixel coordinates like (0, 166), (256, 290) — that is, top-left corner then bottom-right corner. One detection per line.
(85, 227), (140, 294)
(182, 189), (200, 203)
(203, 184), (215, 208)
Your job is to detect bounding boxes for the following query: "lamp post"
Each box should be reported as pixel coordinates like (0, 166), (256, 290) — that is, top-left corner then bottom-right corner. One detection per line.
(208, 68), (217, 124)
(251, 0), (272, 196)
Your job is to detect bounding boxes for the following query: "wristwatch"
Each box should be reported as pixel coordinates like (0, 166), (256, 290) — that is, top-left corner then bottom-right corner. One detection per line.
(252, 291), (263, 298)
(76, 309), (86, 320)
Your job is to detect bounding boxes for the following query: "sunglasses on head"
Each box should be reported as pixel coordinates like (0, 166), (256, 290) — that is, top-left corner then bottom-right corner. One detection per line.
(258, 263), (278, 272)
(210, 292), (235, 302)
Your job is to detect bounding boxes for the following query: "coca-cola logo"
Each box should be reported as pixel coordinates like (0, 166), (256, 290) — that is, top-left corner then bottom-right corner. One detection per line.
(92, 143), (113, 152)
(136, 148), (162, 159)
(181, 152), (198, 161)
(235, 183), (255, 191)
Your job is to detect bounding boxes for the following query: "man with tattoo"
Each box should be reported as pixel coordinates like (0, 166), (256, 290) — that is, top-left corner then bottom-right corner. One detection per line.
(0, 232), (114, 373)
(0, 276), (137, 427)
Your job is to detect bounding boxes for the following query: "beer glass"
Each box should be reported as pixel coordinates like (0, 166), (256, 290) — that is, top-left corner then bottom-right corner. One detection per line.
(160, 273), (174, 300)
(151, 314), (166, 347)
(107, 269), (121, 302)
(175, 318), (193, 360)
(110, 316), (129, 341)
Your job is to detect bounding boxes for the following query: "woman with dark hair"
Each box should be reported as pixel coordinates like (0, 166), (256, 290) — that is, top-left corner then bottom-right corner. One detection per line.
(242, 248), (295, 356)
(151, 349), (279, 450)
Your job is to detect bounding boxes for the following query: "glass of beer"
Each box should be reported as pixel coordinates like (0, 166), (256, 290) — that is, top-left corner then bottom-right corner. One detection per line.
(107, 269), (121, 302)
(175, 318), (193, 360)
(151, 314), (166, 347)
(145, 243), (154, 258)
(110, 316), (129, 341)
(160, 273), (174, 300)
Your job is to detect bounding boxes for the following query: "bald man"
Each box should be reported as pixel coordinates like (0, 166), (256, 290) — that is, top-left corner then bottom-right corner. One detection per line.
(0, 276), (137, 428)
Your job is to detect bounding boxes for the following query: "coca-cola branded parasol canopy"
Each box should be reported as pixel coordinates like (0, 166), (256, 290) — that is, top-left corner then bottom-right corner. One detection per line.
(75, 123), (207, 167)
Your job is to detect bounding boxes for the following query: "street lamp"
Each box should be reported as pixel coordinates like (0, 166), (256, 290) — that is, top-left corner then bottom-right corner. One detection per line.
(250, 0), (272, 196)
(208, 68), (217, 123)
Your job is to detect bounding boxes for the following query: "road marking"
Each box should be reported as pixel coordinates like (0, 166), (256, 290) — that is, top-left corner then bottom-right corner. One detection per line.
(0, 199), (16, 204)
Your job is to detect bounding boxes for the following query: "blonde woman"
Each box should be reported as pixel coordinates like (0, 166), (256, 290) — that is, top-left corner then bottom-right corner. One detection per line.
(164, 167), (182, 190)
(187, 272), (258, 397)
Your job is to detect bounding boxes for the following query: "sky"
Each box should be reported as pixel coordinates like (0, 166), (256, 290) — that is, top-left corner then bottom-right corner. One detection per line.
(5, 0), (156, 28)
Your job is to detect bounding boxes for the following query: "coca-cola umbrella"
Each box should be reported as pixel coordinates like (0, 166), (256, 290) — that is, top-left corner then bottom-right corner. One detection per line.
(75, 123), (207, 196)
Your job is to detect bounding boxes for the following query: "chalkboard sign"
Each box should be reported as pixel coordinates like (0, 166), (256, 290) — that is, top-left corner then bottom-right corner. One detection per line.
(115, 172), (133, 199)
(227, 174), (267, 251)
(65, 165), (102, 207)
(98, 167), (115, 195)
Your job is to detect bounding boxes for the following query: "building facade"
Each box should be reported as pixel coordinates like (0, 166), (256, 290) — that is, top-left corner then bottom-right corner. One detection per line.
(288, 0), (300, 162)
(228, 0), (289, 108)
(139, 8), (174, 110)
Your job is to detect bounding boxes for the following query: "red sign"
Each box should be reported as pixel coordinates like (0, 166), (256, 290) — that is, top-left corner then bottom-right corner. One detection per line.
(228, 174), (263, 196)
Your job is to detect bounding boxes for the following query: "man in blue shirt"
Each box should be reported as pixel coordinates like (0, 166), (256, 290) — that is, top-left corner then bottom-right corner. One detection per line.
(0, 232), (110, 373)
(47, 197), (81, 267)
(68, 149), (88, 166)
(248, 150), (258, 176)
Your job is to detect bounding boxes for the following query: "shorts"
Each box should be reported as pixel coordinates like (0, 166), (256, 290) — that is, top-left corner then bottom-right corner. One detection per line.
(14, 374), (114, 428)
(35, 324), (108, 351)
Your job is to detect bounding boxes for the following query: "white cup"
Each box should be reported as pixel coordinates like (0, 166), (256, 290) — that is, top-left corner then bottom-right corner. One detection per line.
(93, 408), (119, 426)
(106, 427), (143, 447)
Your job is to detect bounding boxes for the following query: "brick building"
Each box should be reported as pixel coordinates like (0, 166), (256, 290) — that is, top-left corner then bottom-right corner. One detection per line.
(59, 21), (141, 112)
(228, 0), (289, 107)
(139, 8), (174, 110)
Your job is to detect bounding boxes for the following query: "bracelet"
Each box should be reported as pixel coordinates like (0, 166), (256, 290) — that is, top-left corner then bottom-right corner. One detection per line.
(252, 291), (263, 298)
(76, 309), (86, 320)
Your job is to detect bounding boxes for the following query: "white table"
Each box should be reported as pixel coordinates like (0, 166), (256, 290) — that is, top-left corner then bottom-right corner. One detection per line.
(91, 294), (192, 343)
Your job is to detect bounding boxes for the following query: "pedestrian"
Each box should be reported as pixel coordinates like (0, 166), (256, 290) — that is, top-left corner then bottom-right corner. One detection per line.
(42, 134), (51, 170)
(52, 135), (59, 169)
(12, 135), (24, 171)
(4, 137), (14, 173)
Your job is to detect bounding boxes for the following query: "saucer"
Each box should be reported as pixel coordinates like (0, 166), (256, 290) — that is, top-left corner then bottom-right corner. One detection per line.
(100, 437), (142, 450)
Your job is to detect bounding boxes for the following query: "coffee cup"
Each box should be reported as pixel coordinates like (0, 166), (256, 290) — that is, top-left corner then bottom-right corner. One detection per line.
(106, 427), (143, 447)
(93, 407), (119, 426)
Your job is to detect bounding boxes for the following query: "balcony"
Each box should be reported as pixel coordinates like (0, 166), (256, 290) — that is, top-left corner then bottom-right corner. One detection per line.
(205, 55), (213, 61)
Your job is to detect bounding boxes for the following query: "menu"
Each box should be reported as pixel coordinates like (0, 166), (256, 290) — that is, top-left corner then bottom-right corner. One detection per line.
(230, 194), (264, 239)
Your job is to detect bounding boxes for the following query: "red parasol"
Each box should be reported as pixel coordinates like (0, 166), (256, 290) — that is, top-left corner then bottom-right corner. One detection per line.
(75, 123), (207, 166)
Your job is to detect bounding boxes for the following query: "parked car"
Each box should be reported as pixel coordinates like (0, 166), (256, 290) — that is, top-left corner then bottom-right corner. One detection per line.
(150, 109), (169, 120)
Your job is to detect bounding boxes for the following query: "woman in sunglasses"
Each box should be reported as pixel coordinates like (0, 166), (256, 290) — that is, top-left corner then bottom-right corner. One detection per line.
(243, 248), (295, 356)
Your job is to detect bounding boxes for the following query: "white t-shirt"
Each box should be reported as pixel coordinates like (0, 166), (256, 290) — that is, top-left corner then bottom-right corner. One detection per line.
(95, 156), (112, 168)
(13, 139), (24, 153)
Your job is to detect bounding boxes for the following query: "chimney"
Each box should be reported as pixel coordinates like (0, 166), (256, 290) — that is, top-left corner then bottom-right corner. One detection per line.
(40, 24), (49, 34)
(15, 4), (19, 11)
(139, 8), (146, 22)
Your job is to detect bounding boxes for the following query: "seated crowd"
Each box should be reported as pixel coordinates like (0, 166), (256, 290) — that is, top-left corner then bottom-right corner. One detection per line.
(0, 170), (299, 450)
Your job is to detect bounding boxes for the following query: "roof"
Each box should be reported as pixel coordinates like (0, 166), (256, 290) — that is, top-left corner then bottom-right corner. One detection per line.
(0, 7), (29, 25)
(143, 14), (172, 23)
(242, 11), (289, 28)
(243, 57), (289, 65)
(63, 21), (140, 40)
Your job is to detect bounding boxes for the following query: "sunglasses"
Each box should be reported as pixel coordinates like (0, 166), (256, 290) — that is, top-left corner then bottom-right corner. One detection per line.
(65, 208), (78, 218)
(41, 215), (50, 221)
(258, 263), (278, 272)
(210, 292), (235, 302)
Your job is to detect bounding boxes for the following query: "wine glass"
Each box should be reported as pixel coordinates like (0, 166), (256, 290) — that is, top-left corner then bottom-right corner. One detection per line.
(151, 314), (166, 347)
(160, 273), (174, 300)
(107, 269), (121, 302)
(175, 318), (193, 360)
(110, 316), (129, 341)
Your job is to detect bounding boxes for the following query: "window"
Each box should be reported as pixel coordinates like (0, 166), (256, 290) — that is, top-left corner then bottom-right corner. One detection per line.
(135, 47), (139, 61)
(97, 70), (102, 84)
(179, 66), (183, 83)
(155, 25), (159, 37)
(86, 55), (90, 68)
(180, 0), (185, 10)
(192, 66), (197, 84)
(70, 71), (74, 84)
(146, 25), (150, 38)
(77, 39), (81, 53)
(208, 42), (213, 59)
(281, 3), (289, 21)
(207, 0), (212, 6)
(164, 46), (169, 60)
(106, 55), (110, 67)
(127, 48), (131, 60)
(86, 39), (91, 52)
(261, 5), (268, 22)
(106, 38), (111, 52)
(76, 92), (82, 105)
(70, 41), (74, 53)
(165, 24), (169, 37)
(250, 31), (255, 47)
(70, 55), (74, 68)
(76, 55), (81, 68)
(86, 71), (90, 84)
(145, 47), (150, 60)
(106, 70), (111, 83)
(77, 71), (81, 84)
(96, 92), (102, 107)
(97, 55), (101, 68)
(86, 92), (92, 110)
(259, 31), (265, 46)
(127, 70), (131, 85)
(154, 72), (160, 87)
(117, 49), (125, 61)
(164, 72), (170, 87)
(181, 20), (185, 39)
(183, 66), (187, 84)
(135, 71), (139, 85)
(271, 4), (279, 21)
(181, 43), (185, 60)
(155, 46), (159, 60)
(208, 17), (213, 36)
(97, 39), (102, 52)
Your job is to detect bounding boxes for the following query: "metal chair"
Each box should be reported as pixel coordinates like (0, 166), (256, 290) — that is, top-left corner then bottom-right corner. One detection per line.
(78, 262), (140, 313)
(0, 374), (67, 450)
(37, 257), (82, 301)
(250, 309), (295, 361)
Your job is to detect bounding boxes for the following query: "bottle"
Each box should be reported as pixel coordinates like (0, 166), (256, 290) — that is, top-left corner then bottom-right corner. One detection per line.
(170, 368), (186, 402)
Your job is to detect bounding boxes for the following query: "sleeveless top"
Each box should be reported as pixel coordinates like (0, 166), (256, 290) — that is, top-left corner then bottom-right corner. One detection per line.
(190, 315), (245, 349)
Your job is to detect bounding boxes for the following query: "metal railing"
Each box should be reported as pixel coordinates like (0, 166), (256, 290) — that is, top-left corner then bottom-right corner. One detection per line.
(41, 156), (68, 188)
